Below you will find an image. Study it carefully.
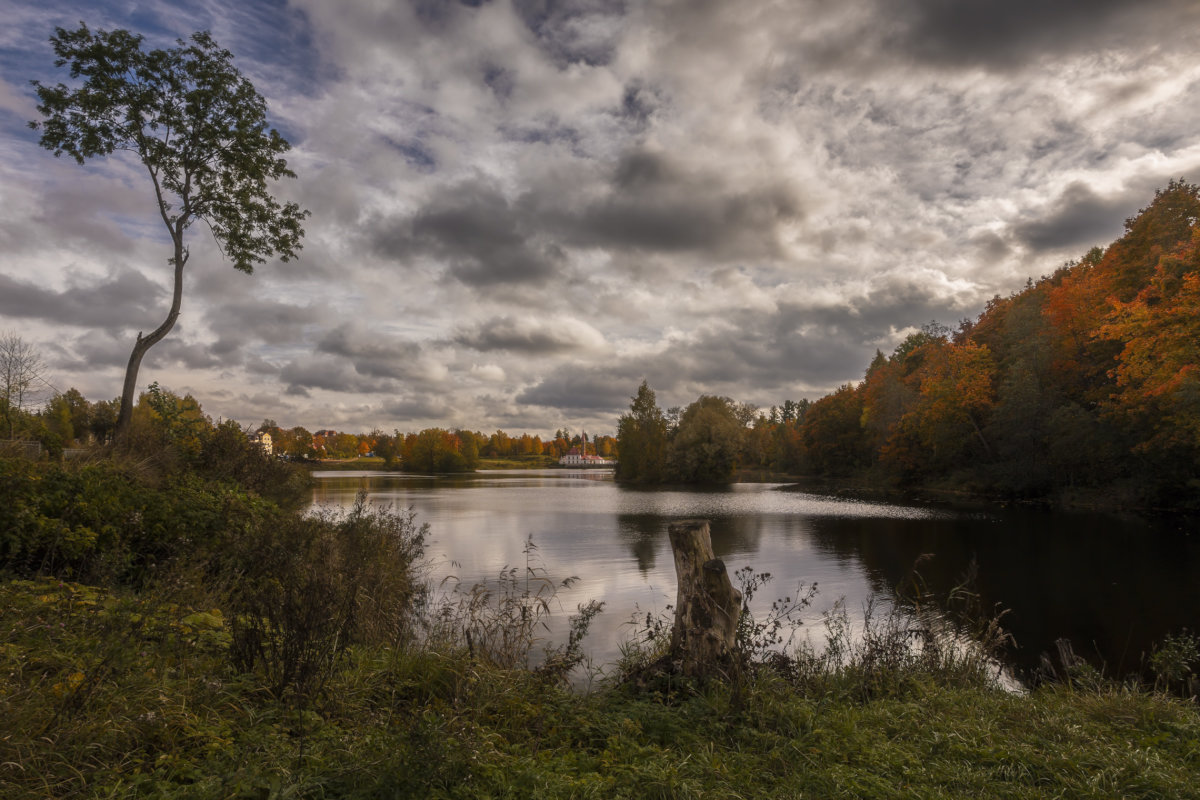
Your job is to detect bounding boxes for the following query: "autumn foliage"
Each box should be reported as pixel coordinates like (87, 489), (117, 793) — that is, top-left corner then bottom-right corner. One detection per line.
(766, 180), (1200, 507)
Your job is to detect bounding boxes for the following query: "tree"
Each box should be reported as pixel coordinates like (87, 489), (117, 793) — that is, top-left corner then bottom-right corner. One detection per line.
(615, 381), (669, 483)
(0, 332), (47, 440)
(668, 395), (745, 483)
(798, 384), (868, 476)
(30, 25), (308, 436)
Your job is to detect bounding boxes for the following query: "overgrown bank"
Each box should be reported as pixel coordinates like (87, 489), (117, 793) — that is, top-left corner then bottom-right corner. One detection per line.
(4, 575), (1200, 799)
(3, 405), (1199, 798)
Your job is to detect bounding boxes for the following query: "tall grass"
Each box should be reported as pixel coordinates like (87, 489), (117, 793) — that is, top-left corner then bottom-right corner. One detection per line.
(616, 558), (1015, 701)
(423, 535), (604, 685)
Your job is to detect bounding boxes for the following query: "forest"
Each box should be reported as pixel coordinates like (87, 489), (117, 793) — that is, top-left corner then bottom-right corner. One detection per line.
(617, 181), (1200, 510)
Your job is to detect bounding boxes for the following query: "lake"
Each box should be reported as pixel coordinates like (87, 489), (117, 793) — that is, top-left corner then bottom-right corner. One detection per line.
(312, 469), (1199, 683)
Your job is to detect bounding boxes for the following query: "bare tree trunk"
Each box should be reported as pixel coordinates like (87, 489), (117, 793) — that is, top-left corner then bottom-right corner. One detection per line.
(668, 520), (742, 679)
(115, 234), (187, 436)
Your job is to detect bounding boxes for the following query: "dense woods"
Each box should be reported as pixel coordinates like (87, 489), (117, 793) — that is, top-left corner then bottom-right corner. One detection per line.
(618, 181), (1200, 509)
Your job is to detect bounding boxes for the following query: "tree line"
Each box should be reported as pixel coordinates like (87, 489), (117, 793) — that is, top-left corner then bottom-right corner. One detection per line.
(0, 367), (617, 475)
(252, 423), (616, 472)
(617, 181), (1200, 508)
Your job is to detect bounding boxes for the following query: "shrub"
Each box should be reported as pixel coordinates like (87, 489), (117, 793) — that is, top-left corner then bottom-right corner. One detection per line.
(226, 494), (427, 701)
(0, 456), (277, 586)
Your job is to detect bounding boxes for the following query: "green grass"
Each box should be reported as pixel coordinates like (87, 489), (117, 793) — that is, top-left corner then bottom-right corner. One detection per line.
(4, 577), (1199, 800)
(476, 455), (558, 470)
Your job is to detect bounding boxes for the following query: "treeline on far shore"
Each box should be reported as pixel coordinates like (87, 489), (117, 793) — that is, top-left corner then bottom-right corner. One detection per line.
(259, 425), (617, 473)
(615, 182), (1200, 511)
(1, 375), (616, 474)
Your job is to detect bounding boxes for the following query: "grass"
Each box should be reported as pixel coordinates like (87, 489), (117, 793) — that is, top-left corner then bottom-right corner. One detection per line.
(3, 576), (1199, 799)
(476, 455), (558, 470)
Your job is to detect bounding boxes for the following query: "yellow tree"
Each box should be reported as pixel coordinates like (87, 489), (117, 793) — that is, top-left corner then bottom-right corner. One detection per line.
(907, 341), (997, 462)
(1099, 228), (1200, 451)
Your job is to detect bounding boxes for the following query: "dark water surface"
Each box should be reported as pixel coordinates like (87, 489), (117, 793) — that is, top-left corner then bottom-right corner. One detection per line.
(312, 469), (1199, 680)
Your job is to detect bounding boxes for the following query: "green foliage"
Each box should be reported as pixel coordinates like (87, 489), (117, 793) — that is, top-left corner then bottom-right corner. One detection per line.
(668, 396), (745, 483)
(226, 494), (428, 701)
(30, 25), (307, 275)
(10, 570), (1200, 799)
(402, 428), (477, 473)
(616, 381), (670, 483)
(799, 384), (870, 476)
(0, 456), (271, 586)
(428, 536), (601, 684)
(1148, 631), (1200, 695)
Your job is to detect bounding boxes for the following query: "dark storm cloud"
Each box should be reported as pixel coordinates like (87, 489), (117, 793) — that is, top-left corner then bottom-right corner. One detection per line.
(0, 268), (162, 329)
(50, 333), (131, 372)
(373, 179), (564, 286)
(454, 315), (601, 354)
(204, 298), (322, 355)
(381, 394), (449, 420)
(516, 365), (638, 412)
(532, 147), (803, 256)
(1014, 182), (1131, 252)
(316, 324), (424, 381)
(279, 356), (398, 396)
(376, 150), (800, 289)
(887, 0), (1198, 68)
(152, 338), (225, 370)
(1012, 174), (1198, 255)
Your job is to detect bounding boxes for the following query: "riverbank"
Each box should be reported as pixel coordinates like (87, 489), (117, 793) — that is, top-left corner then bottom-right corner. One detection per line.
(4, 576), (1199, 799)
(749, 470), (1200, 518)
(302, 454), (562, 471)
(5, 445), (1200, 798)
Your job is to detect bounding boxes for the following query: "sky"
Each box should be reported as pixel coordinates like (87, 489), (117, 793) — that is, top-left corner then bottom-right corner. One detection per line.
(3, 0), (1200, 437)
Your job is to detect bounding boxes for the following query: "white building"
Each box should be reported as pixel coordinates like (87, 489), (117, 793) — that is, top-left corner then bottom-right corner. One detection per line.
(557, 431), (614, 466)
(252, 430), (273, 456)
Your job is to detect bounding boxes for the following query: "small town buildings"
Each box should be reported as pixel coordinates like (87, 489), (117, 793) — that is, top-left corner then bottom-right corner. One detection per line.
(251, 430), (273, 456)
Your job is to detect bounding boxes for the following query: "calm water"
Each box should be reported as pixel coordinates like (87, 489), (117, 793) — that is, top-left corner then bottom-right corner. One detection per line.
(312, 469), (1199, 680)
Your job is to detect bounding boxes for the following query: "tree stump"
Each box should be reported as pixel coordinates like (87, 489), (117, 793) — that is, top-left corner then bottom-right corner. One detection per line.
(668, 520), (742, 679)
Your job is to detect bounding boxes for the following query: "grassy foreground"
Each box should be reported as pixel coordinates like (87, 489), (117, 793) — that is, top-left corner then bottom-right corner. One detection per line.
(3, 577), (1199, 800)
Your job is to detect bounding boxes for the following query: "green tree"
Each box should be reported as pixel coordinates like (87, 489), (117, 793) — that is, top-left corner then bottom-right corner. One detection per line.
(799, 384), (868, 476)
(615, 381), (669, 483)
(456, 429), (480, 469)
(87, 397), (119, 445)
(372, 429), (401, 467)
(668, 395), (745, 483)
(30, 25), (308, 436)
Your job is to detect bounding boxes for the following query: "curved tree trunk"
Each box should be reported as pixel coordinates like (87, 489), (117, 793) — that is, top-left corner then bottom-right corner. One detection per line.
(115, 232), (187, 436)
(668, 519), (742, 679)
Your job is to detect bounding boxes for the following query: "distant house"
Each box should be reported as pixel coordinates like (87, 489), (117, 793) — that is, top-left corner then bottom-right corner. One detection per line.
(558, 447), (614, 466)
(252, 430), (273, 456)
(557, 431), (614, 467)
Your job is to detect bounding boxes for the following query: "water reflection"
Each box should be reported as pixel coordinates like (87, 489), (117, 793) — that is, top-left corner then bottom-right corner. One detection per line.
(311, 470), (1199, 681)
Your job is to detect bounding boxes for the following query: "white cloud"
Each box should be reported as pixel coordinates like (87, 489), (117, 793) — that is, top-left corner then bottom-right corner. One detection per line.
(4, 0), (1200, 434)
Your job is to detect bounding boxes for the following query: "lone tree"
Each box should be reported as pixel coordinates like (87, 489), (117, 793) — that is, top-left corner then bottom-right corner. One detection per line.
(30, 24), (308, 435)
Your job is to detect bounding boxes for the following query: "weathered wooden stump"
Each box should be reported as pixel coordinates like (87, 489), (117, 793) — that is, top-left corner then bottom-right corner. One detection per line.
(668, 520), (742, 678)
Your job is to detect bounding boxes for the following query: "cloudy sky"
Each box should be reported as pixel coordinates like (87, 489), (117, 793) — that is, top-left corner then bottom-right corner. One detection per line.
(3, 0), (1200, 436)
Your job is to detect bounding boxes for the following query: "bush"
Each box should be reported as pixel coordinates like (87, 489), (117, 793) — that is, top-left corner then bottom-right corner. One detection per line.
(226, 494), (427, 700)
(0, 456), (278, 586)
